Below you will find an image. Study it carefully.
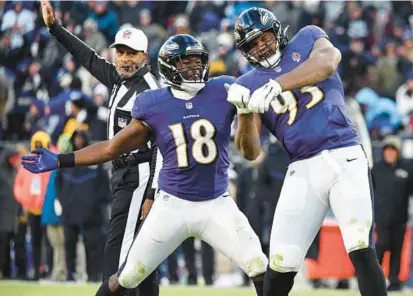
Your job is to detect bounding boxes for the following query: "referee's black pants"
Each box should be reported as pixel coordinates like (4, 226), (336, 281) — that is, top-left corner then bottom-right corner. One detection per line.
(104, 164), (159, 296)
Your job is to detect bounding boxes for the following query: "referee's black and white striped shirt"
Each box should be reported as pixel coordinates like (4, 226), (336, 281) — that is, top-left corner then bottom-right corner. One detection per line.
(49, 22), (160, 192)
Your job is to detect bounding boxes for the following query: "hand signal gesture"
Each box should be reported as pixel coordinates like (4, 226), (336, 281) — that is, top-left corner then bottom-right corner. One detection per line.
(41, 0), (56, 27)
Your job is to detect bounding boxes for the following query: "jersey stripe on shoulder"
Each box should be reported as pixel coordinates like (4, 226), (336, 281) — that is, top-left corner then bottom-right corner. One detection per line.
(143, 72), (160, 89)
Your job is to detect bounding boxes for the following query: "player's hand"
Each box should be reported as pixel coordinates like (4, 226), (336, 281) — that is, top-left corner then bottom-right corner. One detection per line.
(225, 83), (251, 114)
(21, 148), (59, 174)
(248, 79), (282, 113)
(41, 0), (56, 27)
(140, 199), (153, 220)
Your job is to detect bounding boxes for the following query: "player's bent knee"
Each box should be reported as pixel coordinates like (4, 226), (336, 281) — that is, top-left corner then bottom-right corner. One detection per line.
(235, 227), (268, 277)
(269, 244), (302, 272)
(118, 261), (150, 289)
(244, 255), (268, 278)
(341, 220), (372, 252)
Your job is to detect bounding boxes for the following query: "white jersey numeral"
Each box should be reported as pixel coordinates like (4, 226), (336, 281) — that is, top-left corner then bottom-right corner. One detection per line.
(169, 119), (217, 168)
(271, 85), (324, 125)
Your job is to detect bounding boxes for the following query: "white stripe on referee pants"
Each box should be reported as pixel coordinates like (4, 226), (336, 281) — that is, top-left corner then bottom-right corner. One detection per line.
(118, 162), (150, 267)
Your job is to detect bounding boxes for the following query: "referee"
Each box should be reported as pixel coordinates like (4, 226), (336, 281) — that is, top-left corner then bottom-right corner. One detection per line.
(40, 1), (159, 295)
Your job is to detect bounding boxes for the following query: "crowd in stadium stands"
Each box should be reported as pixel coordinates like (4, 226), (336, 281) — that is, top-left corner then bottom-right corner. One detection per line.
(1, 0), (413, 291)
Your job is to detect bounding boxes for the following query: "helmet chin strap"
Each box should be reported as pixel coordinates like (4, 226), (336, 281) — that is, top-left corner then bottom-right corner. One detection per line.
(259, 50), (281, 68)
(180, 82), (205, 94)
(171, 83), (205, 100)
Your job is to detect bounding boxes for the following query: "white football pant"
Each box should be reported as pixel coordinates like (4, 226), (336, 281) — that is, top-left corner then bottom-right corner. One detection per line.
(118, 191), (268, 288)
(269, 145), (373, 272)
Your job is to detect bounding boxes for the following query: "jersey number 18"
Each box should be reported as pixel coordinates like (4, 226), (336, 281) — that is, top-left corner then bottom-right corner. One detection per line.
(169, 119), (217, 168)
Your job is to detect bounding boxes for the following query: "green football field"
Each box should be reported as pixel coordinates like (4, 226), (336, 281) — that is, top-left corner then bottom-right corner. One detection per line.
(0, 281), (401, 296)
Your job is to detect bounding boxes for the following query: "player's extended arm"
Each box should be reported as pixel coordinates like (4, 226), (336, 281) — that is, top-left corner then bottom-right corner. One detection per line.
(276, 38), (341, 91)
(235, 114), (263, 161)
(21, 119), (150, 173)
(64, 119), (150, 166)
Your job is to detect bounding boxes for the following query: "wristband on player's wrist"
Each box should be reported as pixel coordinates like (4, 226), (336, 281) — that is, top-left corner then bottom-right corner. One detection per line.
(237, 108), (252, 115)
(57, 153), (75, 168)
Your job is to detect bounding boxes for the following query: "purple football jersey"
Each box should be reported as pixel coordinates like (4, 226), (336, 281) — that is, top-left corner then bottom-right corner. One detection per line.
(132, 76), (236, 201)
(236, 25), (360, 162)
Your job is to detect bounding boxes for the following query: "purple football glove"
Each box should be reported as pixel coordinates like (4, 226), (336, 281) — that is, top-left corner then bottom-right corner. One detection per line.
(21, 148), (59, 173)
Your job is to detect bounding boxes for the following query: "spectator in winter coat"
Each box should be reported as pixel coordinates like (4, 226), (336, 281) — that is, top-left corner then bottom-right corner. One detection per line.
(372, 135), (413, 291)
(56, 130), (110, 282)
(0, 145), (19, 279)
(41, 134), (73, 281)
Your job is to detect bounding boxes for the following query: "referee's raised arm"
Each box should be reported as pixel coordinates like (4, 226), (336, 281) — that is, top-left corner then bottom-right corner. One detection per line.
(41, 0), (119, 88)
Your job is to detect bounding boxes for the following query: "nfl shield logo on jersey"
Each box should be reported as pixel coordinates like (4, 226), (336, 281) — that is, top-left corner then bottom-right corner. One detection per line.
(292, 52), (301, 62)
(185, 102), (193, 110)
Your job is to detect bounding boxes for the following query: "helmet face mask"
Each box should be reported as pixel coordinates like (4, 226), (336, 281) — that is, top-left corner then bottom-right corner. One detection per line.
(234, 7), (288, 69)
(164, 53), (209, 84)
(158, 35), (209, 91)
(240, 30), (279, 67)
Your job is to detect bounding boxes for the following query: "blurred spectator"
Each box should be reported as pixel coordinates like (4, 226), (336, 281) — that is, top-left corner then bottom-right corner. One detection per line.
(114, 0), (151, 27)
(150, 1), (188, 28)
(25, 76), (89, 143)
(7, 59), (51, 139)
(139, 9), (166, 73)
(396, 70), (413, 130)
(389, 18), (407, 44)
(264, 0), (301, 35)
(82, 18), (107, 53)
(398, 37), (413, 78)
(86, 83), (108, 141)
(340, 37), (375, 97)
(356, 87), (402, 139)
(41, 134), (73, 282)
(56, 130), (110, 282)
(1, 1), (35, 35)
(209, 34), (237, 77)
(0, 145), (19, 279)
(172, 15), (191, 35)
(337, 1), (373, 48)
(14, 131), (56, 280)
(372, 135), (413, 292)
(376, 40), (402, 98)
(1, 144), (28, 280)
(88, 0), (119, 43)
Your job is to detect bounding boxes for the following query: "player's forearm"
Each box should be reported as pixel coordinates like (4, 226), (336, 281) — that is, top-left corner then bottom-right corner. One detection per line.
(58, 141), (119, 168)
(235, 114), (261, 161)
(59, 119), (150, 168)
(276, 47), (341, 91)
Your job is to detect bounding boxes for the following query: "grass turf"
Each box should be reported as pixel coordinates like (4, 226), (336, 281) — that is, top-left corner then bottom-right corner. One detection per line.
(0, 281), (367, 296)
